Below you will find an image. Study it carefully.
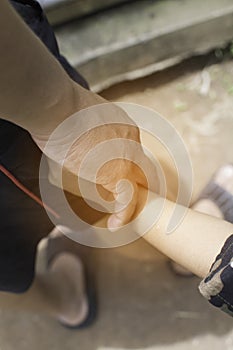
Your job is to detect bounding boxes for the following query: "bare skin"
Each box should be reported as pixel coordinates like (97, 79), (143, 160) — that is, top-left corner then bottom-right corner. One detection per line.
(1, 190), (231, 323)
(0, 0), (156, 323)
(0, 0), (231, 323)
(95, 188), (233, 279)
(142, 194), (232, 278)
(0, 0), (156, 229)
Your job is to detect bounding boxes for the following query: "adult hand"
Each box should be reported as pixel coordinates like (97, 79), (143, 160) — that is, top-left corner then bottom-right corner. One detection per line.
(0, 2), (158, 228)
(33, 91), (158, 229)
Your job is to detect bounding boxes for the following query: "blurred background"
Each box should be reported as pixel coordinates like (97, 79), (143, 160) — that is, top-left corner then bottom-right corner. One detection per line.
(1, 0), (233, 349)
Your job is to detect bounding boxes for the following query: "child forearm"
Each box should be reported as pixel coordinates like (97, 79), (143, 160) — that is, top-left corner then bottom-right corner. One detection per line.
(142, 193), (232, 278)
(95, 189), (233, 278)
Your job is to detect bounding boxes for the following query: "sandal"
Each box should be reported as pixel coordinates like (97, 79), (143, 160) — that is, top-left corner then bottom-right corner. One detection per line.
(192, 164), (233, 223)
(46, 230), (97, 329)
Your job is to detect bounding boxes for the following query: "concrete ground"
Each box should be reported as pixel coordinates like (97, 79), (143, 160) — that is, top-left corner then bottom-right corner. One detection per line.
(0, 56), (233, 350)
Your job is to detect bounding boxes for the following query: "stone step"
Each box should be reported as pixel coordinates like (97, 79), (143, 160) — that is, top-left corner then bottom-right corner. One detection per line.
(42, 0), (133, 25)
(54, 0), (233, 92)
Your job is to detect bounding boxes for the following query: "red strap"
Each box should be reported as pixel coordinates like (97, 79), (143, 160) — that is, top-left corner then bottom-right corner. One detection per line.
(0, 164), (60, 219)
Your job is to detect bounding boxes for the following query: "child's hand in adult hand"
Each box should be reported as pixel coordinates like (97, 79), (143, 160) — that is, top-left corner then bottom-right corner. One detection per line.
(33, 102), (158, 230)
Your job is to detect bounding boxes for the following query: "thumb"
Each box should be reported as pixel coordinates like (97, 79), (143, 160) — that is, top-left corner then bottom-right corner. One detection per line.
(107, 182), (138, 230)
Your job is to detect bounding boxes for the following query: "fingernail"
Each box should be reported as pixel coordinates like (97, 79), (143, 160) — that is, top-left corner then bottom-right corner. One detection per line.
(108, 216), (122, 232)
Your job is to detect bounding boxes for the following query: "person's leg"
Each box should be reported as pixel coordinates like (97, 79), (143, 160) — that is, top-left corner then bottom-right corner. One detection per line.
(0, 0), (93, 327)
(0, 155), (90, 326)
(192, 164), (233, 222)
(0, 244), (89, 326)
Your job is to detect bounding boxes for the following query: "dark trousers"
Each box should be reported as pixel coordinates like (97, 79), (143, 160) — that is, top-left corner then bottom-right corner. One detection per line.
(0, 0), (88, 293)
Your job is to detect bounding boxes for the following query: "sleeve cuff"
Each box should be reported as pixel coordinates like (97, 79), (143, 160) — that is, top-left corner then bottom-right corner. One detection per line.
(199, 234), (233, 317)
